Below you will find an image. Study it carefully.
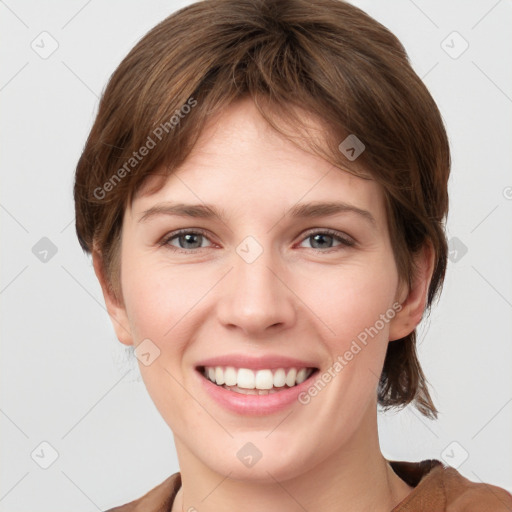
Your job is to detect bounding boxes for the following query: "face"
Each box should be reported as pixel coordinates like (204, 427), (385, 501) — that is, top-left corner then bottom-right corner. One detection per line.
(99, 97), (420, 483)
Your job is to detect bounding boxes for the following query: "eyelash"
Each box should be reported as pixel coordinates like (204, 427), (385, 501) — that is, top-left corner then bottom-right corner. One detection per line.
(159, 228), (356, 254)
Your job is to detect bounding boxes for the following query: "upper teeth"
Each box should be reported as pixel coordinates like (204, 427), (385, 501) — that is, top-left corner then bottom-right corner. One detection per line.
(203, 366), (313, 390)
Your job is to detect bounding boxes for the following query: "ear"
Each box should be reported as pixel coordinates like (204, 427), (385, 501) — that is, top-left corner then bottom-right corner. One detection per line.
(388, 242), (435, 342)
(92, 248), (134, 346)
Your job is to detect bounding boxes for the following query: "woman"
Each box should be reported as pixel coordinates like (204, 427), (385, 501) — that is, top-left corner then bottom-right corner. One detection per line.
(74, 0), (512, 510)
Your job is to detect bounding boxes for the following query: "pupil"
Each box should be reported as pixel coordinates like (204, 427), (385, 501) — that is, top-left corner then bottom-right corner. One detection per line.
(312, 234), (332, 249)
(181, 233), (201, 249)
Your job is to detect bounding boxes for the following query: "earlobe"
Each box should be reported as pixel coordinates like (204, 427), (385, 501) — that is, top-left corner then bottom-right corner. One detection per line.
(388, 242), (435, 342)
(92, 248), (134, 346)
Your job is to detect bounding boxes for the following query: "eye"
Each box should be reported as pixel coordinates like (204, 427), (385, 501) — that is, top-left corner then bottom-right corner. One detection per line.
(160, 228), (355, 254)
(298, 229), (355, 252)
(160, 229), (214, 252)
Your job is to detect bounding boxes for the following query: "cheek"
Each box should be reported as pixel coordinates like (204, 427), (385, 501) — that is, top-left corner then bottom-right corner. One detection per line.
(295, 256), (399, 343)
(121, 255), (208, 343)
(119, 257), (203, 428)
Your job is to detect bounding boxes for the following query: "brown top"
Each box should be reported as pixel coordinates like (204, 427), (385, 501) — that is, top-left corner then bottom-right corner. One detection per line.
(104, 459), (512, 511)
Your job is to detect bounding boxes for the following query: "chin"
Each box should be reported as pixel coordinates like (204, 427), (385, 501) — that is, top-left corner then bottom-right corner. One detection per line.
(195, 435), (320, 484)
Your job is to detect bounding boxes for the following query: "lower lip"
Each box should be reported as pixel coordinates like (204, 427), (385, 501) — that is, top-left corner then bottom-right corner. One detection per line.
(196, 369), (318, 416)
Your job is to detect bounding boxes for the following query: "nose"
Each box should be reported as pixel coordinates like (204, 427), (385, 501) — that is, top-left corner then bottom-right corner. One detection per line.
(216, 242), (297, 337)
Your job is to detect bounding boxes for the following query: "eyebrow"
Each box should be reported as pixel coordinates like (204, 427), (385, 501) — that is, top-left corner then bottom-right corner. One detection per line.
(138, 201), (376, 226)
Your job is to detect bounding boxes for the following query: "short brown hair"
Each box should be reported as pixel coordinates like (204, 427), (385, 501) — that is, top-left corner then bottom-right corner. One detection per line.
(74, 0), (450, 419)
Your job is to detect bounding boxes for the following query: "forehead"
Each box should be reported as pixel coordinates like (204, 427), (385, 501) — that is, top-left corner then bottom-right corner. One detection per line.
(130, 97), (385, 226)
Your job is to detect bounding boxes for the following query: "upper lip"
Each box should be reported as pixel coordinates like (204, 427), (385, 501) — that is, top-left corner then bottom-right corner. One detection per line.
(195, 354), (318, 371)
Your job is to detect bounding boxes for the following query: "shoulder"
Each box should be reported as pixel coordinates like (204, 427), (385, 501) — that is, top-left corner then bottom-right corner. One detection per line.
(103, 472), (181, 512)
(390, 459), (512, 512)
(439, 465), (512, 512)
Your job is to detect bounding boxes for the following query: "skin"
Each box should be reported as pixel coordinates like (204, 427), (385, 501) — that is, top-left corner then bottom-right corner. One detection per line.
(94, 97), (434, 512)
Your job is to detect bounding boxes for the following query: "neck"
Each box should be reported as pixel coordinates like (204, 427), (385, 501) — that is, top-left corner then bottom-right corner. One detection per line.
(172, 405), (413, 512)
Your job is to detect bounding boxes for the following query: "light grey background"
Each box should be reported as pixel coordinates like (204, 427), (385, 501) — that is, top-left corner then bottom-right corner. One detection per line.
(1, 0), (511, 510)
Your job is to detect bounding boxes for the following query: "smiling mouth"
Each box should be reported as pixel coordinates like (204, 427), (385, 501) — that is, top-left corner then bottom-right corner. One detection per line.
(197, 366), (318, 395)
